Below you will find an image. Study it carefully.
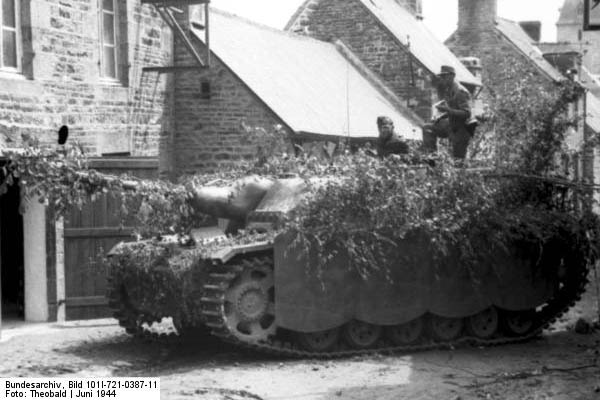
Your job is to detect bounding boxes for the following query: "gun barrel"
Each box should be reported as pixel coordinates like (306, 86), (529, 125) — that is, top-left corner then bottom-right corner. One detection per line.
(189, 176), (274, 220)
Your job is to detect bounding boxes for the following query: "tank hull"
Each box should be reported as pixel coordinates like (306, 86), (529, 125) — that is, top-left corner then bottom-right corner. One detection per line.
(107, 222), (589, 356)
(273, 232), (557, 332)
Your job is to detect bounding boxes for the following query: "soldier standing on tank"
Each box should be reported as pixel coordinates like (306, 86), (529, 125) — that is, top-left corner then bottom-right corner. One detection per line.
(422, 65), (473, 159)
(377, 116), (409, 158)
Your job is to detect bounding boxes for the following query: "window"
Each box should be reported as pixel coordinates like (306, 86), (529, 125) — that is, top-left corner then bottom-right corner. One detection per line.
(1, 0), (20, 70)
(200, 81), (211, 99)
(100, 0), (118, 79)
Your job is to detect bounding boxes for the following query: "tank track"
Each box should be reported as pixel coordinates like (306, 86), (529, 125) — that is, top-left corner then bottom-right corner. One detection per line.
(198, 254), (590, 358)
(106, 276), (211, 343)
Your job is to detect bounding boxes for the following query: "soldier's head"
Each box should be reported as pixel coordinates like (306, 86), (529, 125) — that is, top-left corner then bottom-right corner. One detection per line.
(436, 65), (456, 89)
(377, 116), (394, 140)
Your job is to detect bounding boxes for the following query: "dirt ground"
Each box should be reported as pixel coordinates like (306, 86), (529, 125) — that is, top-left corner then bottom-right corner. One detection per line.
(1, 268), (599, 400)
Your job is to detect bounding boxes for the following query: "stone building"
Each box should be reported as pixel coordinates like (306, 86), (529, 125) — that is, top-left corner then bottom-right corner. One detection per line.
(0, 0), (171, 325)
(0, 0), (172, 155)
(285, 0), (481, 121)
(2, 0), (596, 327)
(2, 0), (447, 324)
(446, 0), (594, 182)
(161, 8), (424, 175)
(159, 0), (482, 176)
(446, 0), (564, 97)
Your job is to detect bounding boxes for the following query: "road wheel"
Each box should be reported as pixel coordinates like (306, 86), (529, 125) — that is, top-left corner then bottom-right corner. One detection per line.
(342, 320), (383, 349)
(430, 315), (464, 342)
(296, 328), (340, 353)
(386, 317), (425, 346)
(466, 307), (499, 339)
(502, 309), (536, 336)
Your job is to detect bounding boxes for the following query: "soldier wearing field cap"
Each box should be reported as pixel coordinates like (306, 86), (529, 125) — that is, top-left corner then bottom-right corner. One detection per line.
(377, 116), (409, 158)
(422, 65), (472, 159)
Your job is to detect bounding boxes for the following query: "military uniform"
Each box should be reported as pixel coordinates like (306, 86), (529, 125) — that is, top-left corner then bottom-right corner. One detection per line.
(378, 133), (408, 158)
(376, 116), (409, 158)
(423, 67), (473, 159)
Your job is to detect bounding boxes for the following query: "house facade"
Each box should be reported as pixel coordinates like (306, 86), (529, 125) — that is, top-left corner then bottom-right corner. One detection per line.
(0, 0), (172, 154)
(0, 0), (171, 326)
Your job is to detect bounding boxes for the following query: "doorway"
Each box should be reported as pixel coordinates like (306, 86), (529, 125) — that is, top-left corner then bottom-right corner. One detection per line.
(0, 179), (25, 321)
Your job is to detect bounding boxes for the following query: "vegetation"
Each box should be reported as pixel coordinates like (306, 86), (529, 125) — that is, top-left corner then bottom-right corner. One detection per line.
(1, 78), (599, 322)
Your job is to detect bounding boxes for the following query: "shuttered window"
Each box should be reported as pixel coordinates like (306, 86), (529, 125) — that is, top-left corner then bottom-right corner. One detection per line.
(1, 0), (19, 70)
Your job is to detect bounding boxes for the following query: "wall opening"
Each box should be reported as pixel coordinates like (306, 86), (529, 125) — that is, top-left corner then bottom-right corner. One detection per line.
(0, 178), (25, 322)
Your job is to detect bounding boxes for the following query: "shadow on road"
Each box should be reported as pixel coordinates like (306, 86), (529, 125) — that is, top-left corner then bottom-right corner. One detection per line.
(59, 331), (287, 376)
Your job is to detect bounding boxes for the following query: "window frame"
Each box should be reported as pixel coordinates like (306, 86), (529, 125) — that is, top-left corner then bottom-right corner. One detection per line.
(0, 0), (22, 72)
(99, 0), (119, 81)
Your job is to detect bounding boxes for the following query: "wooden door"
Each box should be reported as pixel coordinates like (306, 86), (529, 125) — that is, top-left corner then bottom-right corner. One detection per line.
(63, 158), (158, 320)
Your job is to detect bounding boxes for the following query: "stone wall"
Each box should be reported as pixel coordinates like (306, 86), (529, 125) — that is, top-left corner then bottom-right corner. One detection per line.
(447, 2), (554, 103)
(289, 0), (436, 121)
(0, 0), (172, 155)
(161, 30), (292, 176)
(447, 0), (593, 183)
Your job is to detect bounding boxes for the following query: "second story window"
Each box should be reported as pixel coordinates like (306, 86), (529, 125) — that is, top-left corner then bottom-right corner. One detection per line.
(1, 0), (20, 71)
(100, 0), (118, 79)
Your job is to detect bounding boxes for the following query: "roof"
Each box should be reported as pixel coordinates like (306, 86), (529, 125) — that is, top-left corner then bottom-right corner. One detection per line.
(495, 18), (565, 82)
(587, 92), (600, 133)
(534, 45), (600, 95)
(581, 66), (600, 96)
(286, 0), (481, 87)
(537, 42), (582, 55)
(190, 9), (423, 140)
(557, 0), (583, 25)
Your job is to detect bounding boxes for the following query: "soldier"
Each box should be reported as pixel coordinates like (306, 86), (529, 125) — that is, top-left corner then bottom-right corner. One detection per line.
(422, 65), (473, 159)
(377, 116), (409, 158)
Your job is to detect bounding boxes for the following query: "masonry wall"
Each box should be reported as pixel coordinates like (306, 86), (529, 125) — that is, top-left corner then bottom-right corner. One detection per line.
(161, 33), (293, 176)
(289, 0), (435, 121)
(0, 0), (172, 155)
(446, 9), (592, 182)
(446, 25), (555, 105)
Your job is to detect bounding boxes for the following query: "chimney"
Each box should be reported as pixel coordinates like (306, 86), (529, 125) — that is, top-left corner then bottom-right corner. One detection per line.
(519, 21), (542, 42)
(458, 0), (497, 31)
(395, 0), (423, 19)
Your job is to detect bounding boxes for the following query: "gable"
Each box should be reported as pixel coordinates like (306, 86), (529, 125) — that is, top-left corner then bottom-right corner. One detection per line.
(192, 9), (423, 140)
(357, 0), (480, 87)
(495, 19), (565, 82)
(286, 0), (481, 88)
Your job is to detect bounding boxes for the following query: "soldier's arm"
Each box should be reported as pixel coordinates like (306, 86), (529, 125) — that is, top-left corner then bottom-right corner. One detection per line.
(448, 90), (471, 121)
